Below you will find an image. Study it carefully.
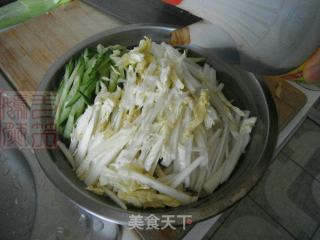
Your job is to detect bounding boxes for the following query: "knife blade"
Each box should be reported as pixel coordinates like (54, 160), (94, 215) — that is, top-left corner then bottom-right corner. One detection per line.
(82, 0), (201, 27)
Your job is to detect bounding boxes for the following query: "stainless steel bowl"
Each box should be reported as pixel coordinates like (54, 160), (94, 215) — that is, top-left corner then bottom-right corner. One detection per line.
(32, 24), (278, 225)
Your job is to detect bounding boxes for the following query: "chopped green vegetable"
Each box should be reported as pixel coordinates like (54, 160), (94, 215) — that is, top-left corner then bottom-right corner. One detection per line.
(0, 0), (71, 30)
(54, 44), (126, 139)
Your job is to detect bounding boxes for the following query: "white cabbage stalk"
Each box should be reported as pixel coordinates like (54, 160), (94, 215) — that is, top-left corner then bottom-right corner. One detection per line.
(64, 38), (256, 209)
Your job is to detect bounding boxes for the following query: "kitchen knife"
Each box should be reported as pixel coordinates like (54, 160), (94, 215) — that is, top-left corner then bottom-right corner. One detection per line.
(81, 0), (201, 27)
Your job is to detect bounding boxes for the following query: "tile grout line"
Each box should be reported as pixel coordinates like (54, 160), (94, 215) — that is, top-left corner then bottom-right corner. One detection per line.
(247, 117), (320, 240)
(290, 149), (320, 240)
(261, 152), (320, 239)
(311, 225), (320, 239)
(280, 132), (320, 186)
(202, 204), (239, 240)
(307, 114), (320, 127)
(286, 154), (320, 185)
(276, 130), (320, 239)
(248, 195), (298, 240)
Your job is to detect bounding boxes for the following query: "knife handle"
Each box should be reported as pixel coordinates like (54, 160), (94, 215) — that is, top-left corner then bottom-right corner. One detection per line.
(0, 0), (17, 7)
(162, 0), (182, 5)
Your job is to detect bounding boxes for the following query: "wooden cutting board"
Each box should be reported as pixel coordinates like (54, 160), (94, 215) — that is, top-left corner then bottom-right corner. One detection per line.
(0, 0), (122, 99)
(263, 77), (307, 131)
(0, 0), (307, 131)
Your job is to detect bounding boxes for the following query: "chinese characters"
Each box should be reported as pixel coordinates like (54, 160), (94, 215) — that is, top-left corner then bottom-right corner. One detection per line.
(128, 214), (192, 230)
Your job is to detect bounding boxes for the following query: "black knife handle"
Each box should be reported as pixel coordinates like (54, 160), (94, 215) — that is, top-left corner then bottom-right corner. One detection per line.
(82, 0), (201, 27)
(0, 0), (18, 8)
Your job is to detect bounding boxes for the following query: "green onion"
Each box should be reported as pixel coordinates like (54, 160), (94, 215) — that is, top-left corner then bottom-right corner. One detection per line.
(0, 0), (71, 30)
(54, 44), (126, 140)
(77, 90), (91, 106)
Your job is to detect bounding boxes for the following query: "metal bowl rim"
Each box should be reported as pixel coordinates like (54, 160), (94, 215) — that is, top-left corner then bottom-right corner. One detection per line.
(31, 24), (278, 225)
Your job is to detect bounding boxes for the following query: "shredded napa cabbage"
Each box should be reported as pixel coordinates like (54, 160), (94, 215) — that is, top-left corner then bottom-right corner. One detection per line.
(61, 37), (256, 209)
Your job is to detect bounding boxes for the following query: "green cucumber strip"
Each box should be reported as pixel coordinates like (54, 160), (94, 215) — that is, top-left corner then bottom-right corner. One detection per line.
(77, 90), (91, 106)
